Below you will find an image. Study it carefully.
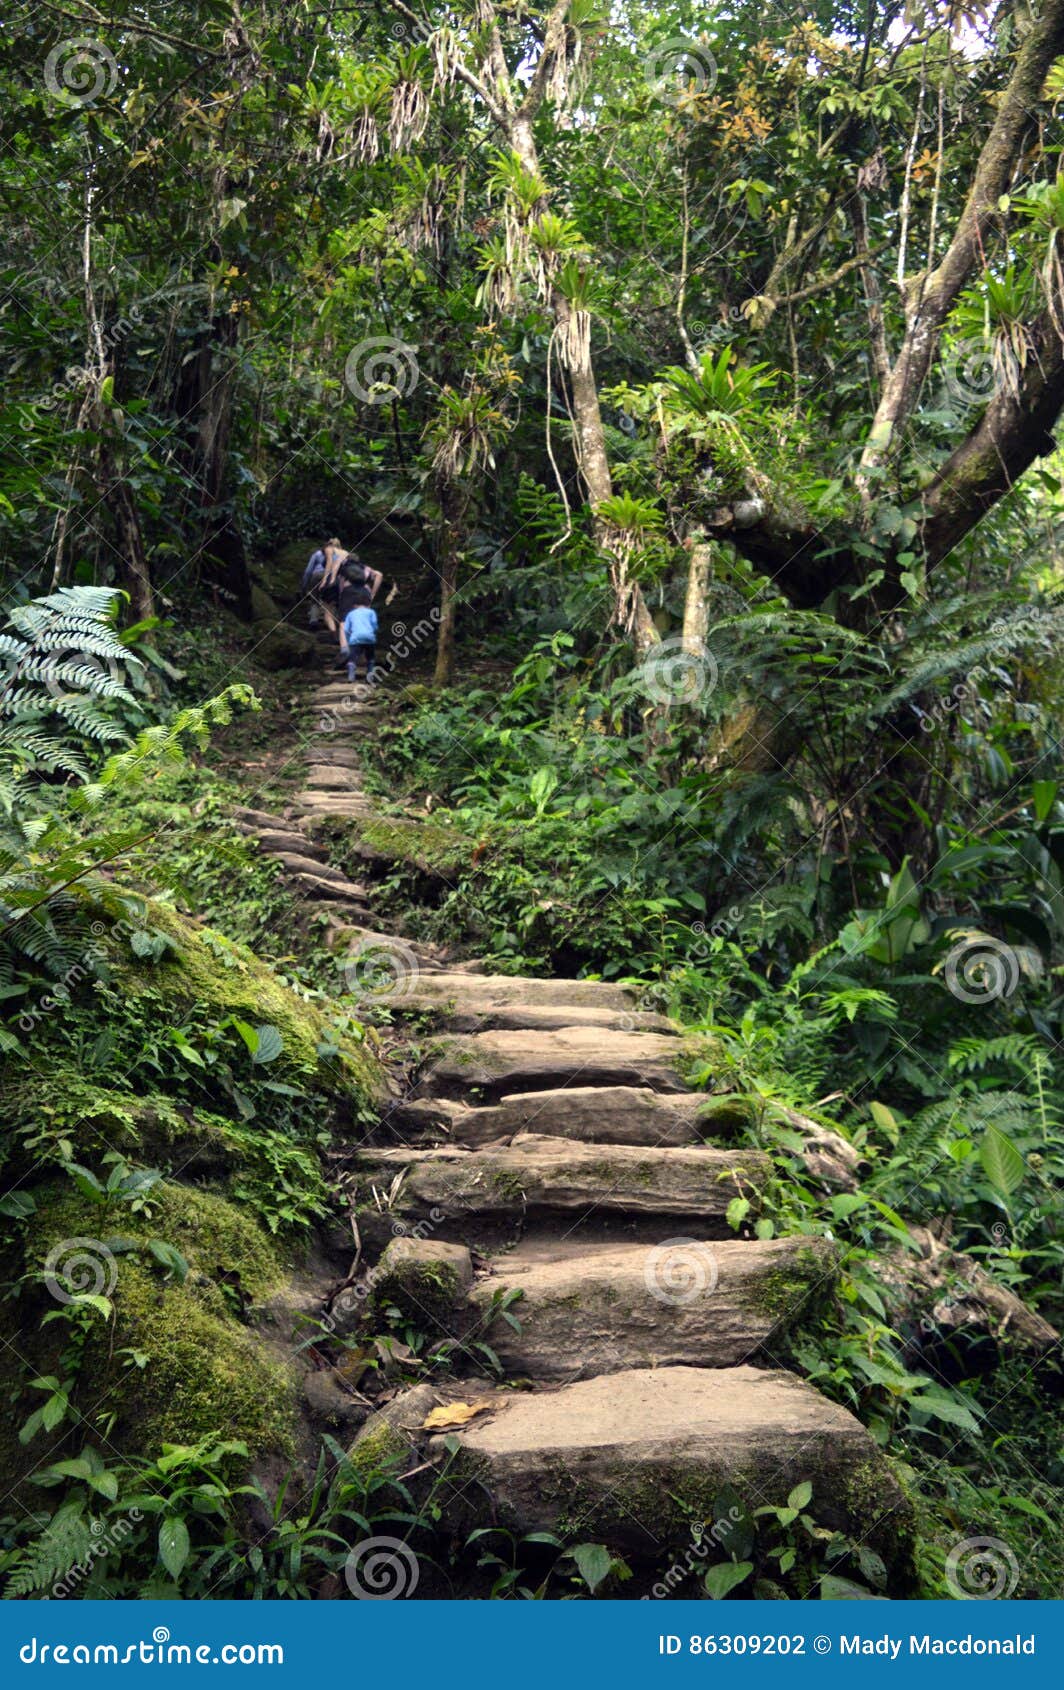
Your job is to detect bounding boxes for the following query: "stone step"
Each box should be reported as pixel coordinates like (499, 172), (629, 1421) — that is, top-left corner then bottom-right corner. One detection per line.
(303, 745), (363, 771)
(232, 805), (294, 831)
(470, 1236), (835, 1379)
(242, 827), (323, 859)
(271, 852), (361, 884)
(325, 920), (450, 971)
(399, 1000), (677, 1034)
(289, 871), (372, 906)
(291, 793), (376, 818)
(303, 766), (366, 792)
(352, 1135), (770, 1235)
(415, 1028), (697, 1100)
(312, 687), (383, 708)
(354, 1366), (912, 1569)
(387, 1086), (715, 1148)
(396, 972), (638, 1012)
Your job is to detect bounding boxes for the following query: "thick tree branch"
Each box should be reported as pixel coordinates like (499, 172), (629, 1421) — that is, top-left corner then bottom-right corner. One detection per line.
(918, 317), (1064, 566)
(518, 0), (570, 119)
(861, 0), (1064, 471)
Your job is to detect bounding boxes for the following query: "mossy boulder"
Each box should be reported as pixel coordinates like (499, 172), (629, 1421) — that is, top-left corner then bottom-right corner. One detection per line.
(0, 1180), (296, 1490)
(254, 540), (317, 606)
(252, 619), (319, 672)
(109, 900), (383, 1108)
(330, 816), (476, 882)
(365, 1236), (473, 1332)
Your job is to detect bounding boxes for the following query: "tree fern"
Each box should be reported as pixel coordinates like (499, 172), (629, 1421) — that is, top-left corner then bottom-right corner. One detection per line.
(0, 609), (258, 981)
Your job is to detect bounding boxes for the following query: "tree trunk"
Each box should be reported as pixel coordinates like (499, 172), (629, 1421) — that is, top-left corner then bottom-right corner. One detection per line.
(681, 533), (714, 653)
(433, 477), (464, 687)
(171, 293), (252, 619)
(100, 441), (154, 620)
(508, 107), (657, 649)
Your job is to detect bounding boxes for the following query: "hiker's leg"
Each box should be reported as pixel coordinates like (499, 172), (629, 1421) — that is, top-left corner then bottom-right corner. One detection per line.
(363, 642), (376, 681)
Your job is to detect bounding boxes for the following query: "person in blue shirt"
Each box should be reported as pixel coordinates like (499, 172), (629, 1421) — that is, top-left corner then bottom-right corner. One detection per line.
(341, 586), (378, 683)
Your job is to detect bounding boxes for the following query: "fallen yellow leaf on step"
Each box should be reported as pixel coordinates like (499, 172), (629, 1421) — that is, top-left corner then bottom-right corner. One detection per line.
(421, 1399), (495, 1430)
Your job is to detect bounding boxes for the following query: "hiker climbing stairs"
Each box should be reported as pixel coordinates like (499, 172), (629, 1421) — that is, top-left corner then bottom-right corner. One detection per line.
(234, 664), (912, 1582)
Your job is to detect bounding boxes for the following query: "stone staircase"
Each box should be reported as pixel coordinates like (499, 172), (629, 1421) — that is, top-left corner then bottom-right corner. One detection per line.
(240, 663), (913, 1586)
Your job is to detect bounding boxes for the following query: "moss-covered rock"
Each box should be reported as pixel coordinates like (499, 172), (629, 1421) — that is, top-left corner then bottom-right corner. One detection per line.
(252, 619), (319, 672)
(0, 1180), (297, 1483)
(110, 900), (382, 1106)
(328, 816), (476, 882)
(367, 1237), (473, 1331)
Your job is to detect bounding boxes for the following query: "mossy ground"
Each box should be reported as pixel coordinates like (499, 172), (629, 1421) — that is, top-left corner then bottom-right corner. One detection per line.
(0, 1181), (296, 1475)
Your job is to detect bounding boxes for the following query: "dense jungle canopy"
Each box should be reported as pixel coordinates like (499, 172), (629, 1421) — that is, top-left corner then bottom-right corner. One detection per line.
(0, 0), (1062, 1604)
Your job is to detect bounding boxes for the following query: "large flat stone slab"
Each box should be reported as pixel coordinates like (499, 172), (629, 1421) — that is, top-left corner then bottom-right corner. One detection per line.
(470, 1236), (835, 1378)
(291, 793), (376, 818)
(245, 828), (323, 859)
(290, 871), (372, 906)
(401, 1001), (676, 1034)
(428, 1365), (913, 1564)
(269, 851), (353, 882)
(303, 766), (366, 791)
(398, 973), (638, 1012)
(353, 1135), (770, 1231)
(389, 1086), (714, 1147)
(416, 1028), (696, 1098)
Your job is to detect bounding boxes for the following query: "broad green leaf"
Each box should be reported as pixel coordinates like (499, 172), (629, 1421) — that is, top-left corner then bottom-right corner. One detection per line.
(704, 1560), (753, 1599)
(569, 1542), (614, 1592)
(159, 1515), (191, 1580)
(250, 1023), (284, 1064)
(979, 1124), (1025, 1197)
(819, 1574), (879, 1599)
